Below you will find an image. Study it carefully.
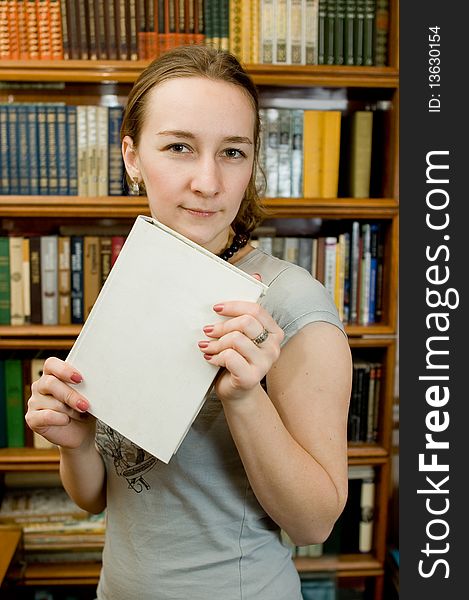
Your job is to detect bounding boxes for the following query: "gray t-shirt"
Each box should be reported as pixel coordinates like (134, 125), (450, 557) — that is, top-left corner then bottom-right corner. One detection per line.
(95, 249), (344, 600)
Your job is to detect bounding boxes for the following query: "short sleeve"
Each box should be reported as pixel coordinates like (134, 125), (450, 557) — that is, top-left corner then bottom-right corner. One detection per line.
(259, 263), (346, 346)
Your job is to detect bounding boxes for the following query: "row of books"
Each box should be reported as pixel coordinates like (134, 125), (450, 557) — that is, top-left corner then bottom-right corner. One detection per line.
(347, 358), (382, 443)
(0, 486), (105, 563)
(282, 466), (376, 556)
(0, 103), (124, 197)
(0, 101), (386, 200)
(253, 221), (385, 327)
(0, 354), (60, 448)
(0, 233), (127, 327)
(259, 106), (384, 199)
(0, 0), (390, 66)
(0, 351), (381, 449)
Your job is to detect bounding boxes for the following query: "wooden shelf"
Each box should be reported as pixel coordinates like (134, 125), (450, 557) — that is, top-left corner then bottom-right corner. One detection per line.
(0, 196), (398, 219)
(6, 553), (383, 586)
(0, 61), (399, 88)
(0, 445), (388, 471)
(295, 553), (384, 577)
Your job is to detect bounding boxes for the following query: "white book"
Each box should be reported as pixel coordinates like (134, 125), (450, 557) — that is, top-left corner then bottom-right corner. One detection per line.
(67, 216), (267, 463)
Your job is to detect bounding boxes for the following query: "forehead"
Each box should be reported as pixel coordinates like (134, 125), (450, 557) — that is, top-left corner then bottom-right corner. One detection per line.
(143, 77), (255, 134)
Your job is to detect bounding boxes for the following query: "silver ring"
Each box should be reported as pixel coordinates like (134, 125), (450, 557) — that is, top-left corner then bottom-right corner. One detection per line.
(251, 328), (269, 347)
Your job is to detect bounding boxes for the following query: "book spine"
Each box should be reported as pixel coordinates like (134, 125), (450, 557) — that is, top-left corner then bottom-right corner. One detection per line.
(40, 235), (59, 325)
(16, 0), (29, 59)
(320, 110), (341, 198)
(0, 360), (6, 447)
(58, 236), (71, 325)
(5, 358), (25, 447)
(261, 0), (275, 64)
(324, 0), (336, 65)
(16, 104), (30, 194)
(349, 110), (373, 198)
(96, 106), (109, 197)
(302, 110), (323, 198)
(277, 109), (292, 197)
(9, 237), (25, 326)
(37, 0), (53, 60)
(26, 105), (40, 195)
(70, 236), (84, 324)
(100, 237), (112, 286)
(37, 103), (49, 195)
(66, 105), (78, 196)
(0, 237), (11, 325)
(344, 0), (355, 64)
(25, 0), (40, 59)
(46, 105), (59, 196)
(22, 358), (34, 446)
(0, 105), (10, 193)
(86, 105), (98, 197)
(29, 236), (42, 324)
(275, 0), (288, 64)
(76, 105), (88, 197)
(363, 0), (374, 66)
(56, 104), (69, 195)
(290, 109), (303, 198)
(108, 106), (124, 196)
(334, 0), (345, 65)
(83, 236), (101, 319)
(20, 238), (31, 325)
(49, 0), (64, 58)
(354, 0), (365, 65)
(264, 108), (280, 198)
(290, 0), (302, 65)
(317, 0), (326, 64)
(374, 0), (388, 66)
(250, 0), (260, 63)
(59, 0), (69, 58)
(7, 105), (19, 194)
(228, 0), (242, 60)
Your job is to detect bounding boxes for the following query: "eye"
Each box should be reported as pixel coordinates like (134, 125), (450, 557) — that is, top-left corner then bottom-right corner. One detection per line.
(167, 143), (191, 153)
(223, 148), (246, 159)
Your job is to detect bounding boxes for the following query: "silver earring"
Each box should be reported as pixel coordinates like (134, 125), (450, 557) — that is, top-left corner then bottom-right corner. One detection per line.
(129, 177), (140, 196)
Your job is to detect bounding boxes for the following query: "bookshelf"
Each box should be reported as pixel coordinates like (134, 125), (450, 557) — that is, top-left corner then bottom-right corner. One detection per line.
(0, 1), (399, 599)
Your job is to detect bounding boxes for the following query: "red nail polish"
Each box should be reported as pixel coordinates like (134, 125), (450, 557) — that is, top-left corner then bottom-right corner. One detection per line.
(71, 373), (83, 383)
(198, 341), (209, 348)
(77, 399), (88, 412)
(204, 354), (212, 361)
(213, 304), (224, 312)
(203, 325), (214, 334)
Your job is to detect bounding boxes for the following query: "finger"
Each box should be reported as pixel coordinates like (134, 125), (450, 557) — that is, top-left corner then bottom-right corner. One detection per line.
(199, 330), (261, 363)
(203, 314), (275, 342)
(26, 408), (71, 431)
(42, 356), (84, 385)
(205, 349), (261, 390)
(28, 394), (86, 421)
(33, 375), (89, 413)
(212, 301), (281, 336)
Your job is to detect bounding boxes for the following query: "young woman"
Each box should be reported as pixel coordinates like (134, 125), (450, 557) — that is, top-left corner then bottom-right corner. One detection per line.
(26, 46), (352, 600)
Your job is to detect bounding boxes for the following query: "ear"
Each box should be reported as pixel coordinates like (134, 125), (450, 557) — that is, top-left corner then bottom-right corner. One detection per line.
(122, 135), (141, 180)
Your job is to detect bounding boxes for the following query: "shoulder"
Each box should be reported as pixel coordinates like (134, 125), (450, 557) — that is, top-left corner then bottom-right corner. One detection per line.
(237, 249), (345, 344)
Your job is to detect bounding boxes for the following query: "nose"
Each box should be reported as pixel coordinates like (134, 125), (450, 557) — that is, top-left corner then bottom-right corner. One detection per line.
(190, 156), (222, 198)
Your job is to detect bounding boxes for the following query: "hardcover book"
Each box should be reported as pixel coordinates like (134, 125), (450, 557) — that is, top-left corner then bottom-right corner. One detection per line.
(66, 216), (267, 463)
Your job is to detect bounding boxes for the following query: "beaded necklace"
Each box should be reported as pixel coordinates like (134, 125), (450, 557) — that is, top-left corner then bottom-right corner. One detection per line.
(217, 232), (249, 261)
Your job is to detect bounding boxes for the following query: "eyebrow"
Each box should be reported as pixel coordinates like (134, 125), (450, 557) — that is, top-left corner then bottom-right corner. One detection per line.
(156, 129), (253, 145)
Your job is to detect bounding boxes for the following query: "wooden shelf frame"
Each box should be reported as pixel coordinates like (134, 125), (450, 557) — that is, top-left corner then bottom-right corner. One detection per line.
(0, 61), (399, 88)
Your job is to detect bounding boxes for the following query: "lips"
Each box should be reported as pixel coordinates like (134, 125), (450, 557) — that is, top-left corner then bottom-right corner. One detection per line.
(183, 207), (217, 217)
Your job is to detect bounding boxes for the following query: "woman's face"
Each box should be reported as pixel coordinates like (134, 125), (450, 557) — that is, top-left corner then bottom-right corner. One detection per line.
(123, 76), (255, 254)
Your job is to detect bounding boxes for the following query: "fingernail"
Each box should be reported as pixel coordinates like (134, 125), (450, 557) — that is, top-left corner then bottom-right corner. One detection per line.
(198, 341), (209, 348)
(77, 399), (88, 412)
(71, 373), (83, 384)
(203, 325), (214, 334)
(213, 304), (224, 312)
(204, 354), (212, 361)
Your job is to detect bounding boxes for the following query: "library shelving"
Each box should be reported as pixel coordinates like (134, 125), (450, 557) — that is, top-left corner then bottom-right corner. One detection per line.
(0, 2), (399, 598)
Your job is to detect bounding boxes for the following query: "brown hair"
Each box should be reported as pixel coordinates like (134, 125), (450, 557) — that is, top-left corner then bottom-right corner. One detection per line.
(121, 45), (266, 235)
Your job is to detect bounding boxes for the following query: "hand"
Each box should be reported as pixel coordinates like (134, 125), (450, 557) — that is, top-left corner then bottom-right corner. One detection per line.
(198, 300), (284, 403)
(25, 357), (95, 450)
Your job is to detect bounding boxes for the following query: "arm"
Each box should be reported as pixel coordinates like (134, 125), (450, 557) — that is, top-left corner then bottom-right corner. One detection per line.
(200, 305), (351, 546)
(25, 357), (107, 514)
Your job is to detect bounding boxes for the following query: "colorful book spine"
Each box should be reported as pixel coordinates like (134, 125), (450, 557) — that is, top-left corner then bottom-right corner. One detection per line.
(5, 358), (25, 448)
(0, 237), (11, 325)
(9, 237), (25, 326)
(26, 105), (40, 195)
(71, 235), (84, 324)
(29, 236), (42, 324)
(40, 236), (59, 325)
